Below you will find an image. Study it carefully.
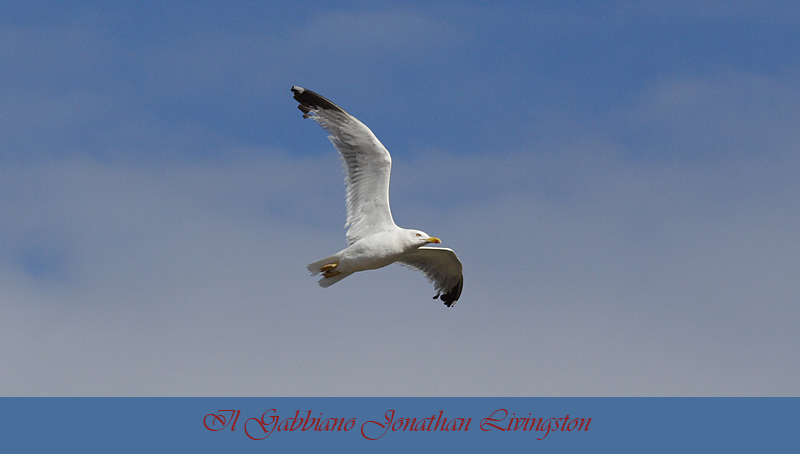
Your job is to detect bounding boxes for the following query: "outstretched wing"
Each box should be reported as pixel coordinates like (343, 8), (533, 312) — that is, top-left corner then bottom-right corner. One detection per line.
(292, 86), (396, 244)
(398, 247), (464, 307)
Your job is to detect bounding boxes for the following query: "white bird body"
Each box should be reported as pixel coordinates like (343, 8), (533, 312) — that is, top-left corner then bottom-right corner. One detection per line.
(308, 229), (427, 283)
(292, 86), (463, 306)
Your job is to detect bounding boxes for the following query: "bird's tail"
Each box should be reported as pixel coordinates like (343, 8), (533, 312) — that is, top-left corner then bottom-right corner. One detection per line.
(307, 255), (339, 276)
(307, 255), (350, 288)
(317, 272), (349, 288)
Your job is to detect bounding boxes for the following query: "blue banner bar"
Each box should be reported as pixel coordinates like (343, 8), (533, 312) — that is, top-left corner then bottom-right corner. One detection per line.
(1, 398), (795, 452)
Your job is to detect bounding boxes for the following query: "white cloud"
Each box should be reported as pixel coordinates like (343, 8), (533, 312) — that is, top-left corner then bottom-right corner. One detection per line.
(622, 71), (800, 161)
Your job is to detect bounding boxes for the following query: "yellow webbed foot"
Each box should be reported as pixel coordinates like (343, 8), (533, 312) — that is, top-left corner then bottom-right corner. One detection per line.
(320, 262), (339, 278)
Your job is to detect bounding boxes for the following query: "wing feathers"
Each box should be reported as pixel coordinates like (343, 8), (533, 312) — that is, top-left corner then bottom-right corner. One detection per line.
(292, 85), (348, 115)
(292, 86), (395, 244)
(398, 247), (464, 307)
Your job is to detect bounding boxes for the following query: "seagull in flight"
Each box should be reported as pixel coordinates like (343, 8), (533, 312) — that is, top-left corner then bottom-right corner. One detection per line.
(292, 86), (463, 306)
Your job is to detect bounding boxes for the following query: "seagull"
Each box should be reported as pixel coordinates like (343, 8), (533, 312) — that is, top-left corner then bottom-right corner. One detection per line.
(292, 86), (463, 306)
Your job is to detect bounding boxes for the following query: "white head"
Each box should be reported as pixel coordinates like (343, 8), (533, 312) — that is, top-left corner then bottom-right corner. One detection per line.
(409, 229), (441, 247)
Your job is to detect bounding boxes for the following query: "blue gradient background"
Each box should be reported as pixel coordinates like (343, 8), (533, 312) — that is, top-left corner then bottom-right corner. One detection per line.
(1, 1), (798, 396)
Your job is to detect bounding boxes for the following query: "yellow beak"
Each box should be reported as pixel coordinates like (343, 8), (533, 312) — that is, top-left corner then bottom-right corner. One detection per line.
(426, 237), (441, 244)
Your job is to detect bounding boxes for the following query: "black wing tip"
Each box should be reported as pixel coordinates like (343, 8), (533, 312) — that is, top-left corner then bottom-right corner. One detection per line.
(435, 279), (463, 308)
(290, 85), (347, 114)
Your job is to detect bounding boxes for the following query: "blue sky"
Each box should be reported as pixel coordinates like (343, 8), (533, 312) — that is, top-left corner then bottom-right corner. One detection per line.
(2, 1), (799, 396)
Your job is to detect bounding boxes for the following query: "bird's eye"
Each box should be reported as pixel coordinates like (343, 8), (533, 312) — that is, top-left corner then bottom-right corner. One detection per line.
(415, 233), (421, 237)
